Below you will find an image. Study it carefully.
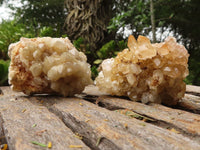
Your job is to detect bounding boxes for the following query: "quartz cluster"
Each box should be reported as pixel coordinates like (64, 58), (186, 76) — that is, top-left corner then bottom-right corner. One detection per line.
(95, 35), (189, 105)
(8, 37), (93, 96)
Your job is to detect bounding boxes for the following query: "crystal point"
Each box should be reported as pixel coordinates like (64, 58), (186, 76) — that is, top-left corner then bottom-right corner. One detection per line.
(95, 35), (189, 105)
(8, 37), (93, 96)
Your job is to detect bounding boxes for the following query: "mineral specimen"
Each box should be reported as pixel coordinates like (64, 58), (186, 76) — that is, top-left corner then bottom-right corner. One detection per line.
(8, 37), (93, 96)
(95, 35), (189, 105)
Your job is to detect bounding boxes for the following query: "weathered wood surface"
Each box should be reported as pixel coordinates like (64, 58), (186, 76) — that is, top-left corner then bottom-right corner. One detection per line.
(0, 85), (200, 150)
(186, 85), (200, 96)
(0, 87), (90, 150)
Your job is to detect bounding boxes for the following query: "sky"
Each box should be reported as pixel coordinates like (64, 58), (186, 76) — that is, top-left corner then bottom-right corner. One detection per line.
(0, 3), (12, 21)
(0, 0), (22, 22)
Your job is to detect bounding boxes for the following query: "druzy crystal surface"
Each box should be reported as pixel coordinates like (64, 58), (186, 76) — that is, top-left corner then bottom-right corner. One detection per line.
(95, 35), (189, 105)
(8, 37), (93, 96)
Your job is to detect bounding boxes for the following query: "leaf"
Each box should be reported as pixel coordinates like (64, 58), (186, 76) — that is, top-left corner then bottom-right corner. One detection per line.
(96, 137), (103, 146)
(32, 124), (37, 127)
(48, 142), (52, 148)
(69, 145), (83, 148)
(169, 13), (174, 19)
(0, 60), (10, 85)
(31, 141), (47, 147)
(94, 59), (102, 64)
(1, 144), (7, 150)
(169, 128), (180, 134)
(158, 21), (165, 27)
(115, 109), (155, 122)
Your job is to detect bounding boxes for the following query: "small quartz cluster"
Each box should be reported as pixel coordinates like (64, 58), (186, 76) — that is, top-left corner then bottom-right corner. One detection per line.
(95, 35), (189, 105)
(8, 37), (93, 96)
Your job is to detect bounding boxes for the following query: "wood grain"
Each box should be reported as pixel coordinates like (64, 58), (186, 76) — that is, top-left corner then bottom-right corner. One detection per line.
(186, 85), (200, 96)
(49, 97), (200, 150)
(0, 88), (90, 150)
(0, 85), (200, 150)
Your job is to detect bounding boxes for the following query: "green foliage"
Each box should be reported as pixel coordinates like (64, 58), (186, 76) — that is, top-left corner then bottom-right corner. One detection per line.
(73, 37), (127, 78)
(107, 11), (131, 32)
(96, 40), (127, 61)
(0, 20), (64, 60)
(73, 37), (84, 50)
(0, 59), (10, 86)
(11, 0), (66, 36)
(0, 20), (66, 86)
(117, 40), (127, 52)
(93, 59), (103, 65)
(38, 26), (59, 37)
(108, 0), (151, 38)
(91, 66), (98, 80)
(0, 20), (35, 59)
(92, 40), (127, 78)
(97, 40), (116, 59)
(186, 58), (200, 85)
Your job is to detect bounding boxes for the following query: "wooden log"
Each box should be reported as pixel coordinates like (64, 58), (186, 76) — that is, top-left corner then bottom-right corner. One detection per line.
(0, 116), (7, 148)
(178, 94), (200, 113)
(1, 85), (200, 150)
(83, 84), (200, 96)
(93, 96), (200, 138)
(83, 85), (200, 138)
(83, 84), (200, 112)
(0, 88), (90, 150)
(48, 97), (200, 150)
(186, 85), (200, 96)
(0, 88), (3, 95)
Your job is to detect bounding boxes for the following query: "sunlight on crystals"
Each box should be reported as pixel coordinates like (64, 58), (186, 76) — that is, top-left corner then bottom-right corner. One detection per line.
(8, 37), (93, 96)
(95, 35), (189, 105)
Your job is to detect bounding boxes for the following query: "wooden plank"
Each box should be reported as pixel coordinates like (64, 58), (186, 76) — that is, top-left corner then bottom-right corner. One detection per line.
(0, 90), (90, 150)
(83, 85), (107, 96)
(0, 88), (3, 95)
(0, 86), (23, 98)
(0, 115), (7, 148)
(183, 94), (200, 104)
(49, 97), (200, 150)
(186, 85), (200, 96)
(178, 94), (200, 113)
(83, 85), (200, 137)
(1, 85), (200, 149)
(93, 96), (200, 138)
(84, 84), (200, 110)
(83, 85), (200, 96)
(83, 85), (200, 113)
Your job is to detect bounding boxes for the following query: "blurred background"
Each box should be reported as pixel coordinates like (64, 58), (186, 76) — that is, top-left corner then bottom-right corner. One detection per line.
(0, 0), (199, 86)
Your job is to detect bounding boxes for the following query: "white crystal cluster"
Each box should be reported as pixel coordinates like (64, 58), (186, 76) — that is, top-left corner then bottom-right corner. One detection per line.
(8, 37), (93, 96)
(95, 35), (189, 105)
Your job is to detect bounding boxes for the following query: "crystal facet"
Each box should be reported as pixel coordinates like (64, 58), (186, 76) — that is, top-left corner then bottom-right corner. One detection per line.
(8, 37), (93, 96)
(95, 35), (189, 105)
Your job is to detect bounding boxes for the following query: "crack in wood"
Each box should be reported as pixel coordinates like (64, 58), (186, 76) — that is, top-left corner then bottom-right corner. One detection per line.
(24, 93), (200, 145)
(176, 101), (200, 114)
(48, 106), (121, 150)
(0, 88), (3, 96)
(186, 92), (200, 97)
(102, 101), (200, 143)
(1, 85), (200, 149)
(0, 114), (9, 150)
(78, 95), (200, 143)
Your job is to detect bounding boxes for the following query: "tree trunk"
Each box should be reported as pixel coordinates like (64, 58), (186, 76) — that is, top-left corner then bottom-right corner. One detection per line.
(150, 0), (156, 43)
(64, 0), (113, 51)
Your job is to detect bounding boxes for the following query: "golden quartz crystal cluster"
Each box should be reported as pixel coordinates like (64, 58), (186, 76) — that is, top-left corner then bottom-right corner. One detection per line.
(95, 35), (189, 105)
(8, 37), (93, 96)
